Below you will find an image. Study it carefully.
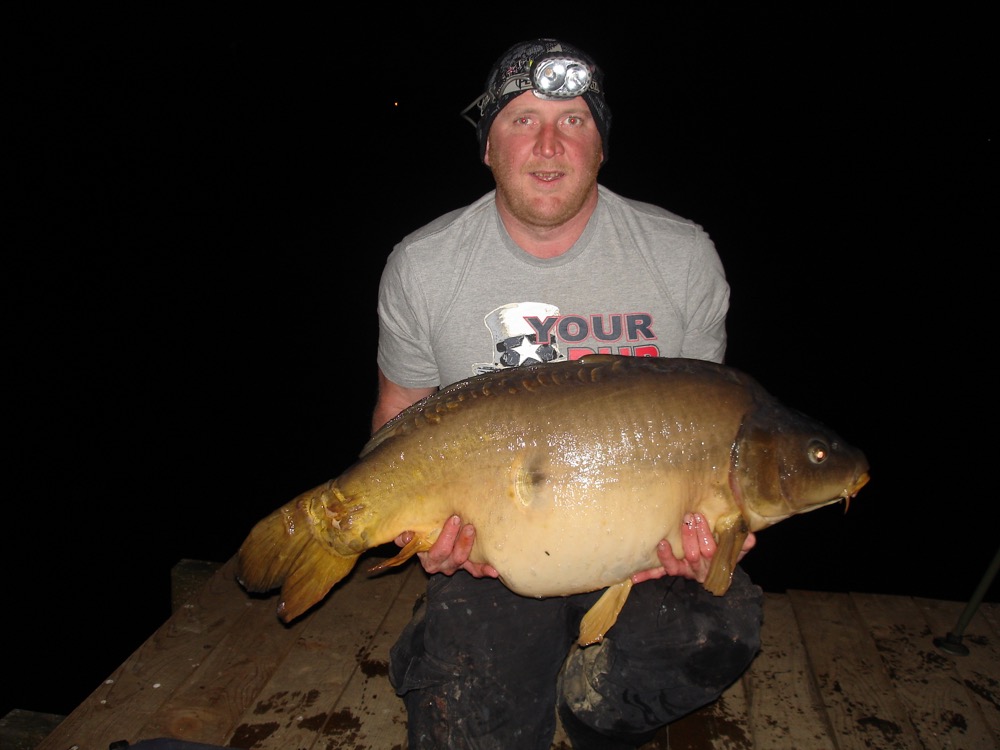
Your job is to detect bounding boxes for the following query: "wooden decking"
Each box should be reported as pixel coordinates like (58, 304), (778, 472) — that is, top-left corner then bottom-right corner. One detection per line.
(34, 552), (1000, 750)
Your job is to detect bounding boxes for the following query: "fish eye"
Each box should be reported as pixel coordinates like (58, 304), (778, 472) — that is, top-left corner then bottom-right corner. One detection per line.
(808, 440), (830, 464)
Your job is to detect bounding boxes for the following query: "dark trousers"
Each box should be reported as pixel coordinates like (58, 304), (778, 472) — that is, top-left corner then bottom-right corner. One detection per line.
(389, 568), (763, 749)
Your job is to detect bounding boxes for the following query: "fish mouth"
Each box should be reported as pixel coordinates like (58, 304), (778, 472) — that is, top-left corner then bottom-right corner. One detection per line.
(841, 471), (871, 512)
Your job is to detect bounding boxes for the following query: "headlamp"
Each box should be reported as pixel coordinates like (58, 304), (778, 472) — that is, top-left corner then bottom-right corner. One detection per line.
(531, 56), (593, 99)
(461, 53), (599, 126)
(491, 54), (597, 103)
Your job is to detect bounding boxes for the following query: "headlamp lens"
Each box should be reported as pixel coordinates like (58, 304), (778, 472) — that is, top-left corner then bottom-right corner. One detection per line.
(532, 56), (593, 99)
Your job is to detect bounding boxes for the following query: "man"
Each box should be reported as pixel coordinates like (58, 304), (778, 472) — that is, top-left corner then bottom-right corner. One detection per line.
(374, 38), (763, 750)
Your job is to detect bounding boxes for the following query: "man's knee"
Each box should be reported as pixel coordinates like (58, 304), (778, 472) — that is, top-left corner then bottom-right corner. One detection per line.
(557, 569), (763, 738)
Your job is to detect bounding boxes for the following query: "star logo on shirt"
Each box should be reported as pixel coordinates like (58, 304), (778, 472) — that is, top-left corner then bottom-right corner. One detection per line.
(498, 335), (559, 367)
(511, 337), (544, 364)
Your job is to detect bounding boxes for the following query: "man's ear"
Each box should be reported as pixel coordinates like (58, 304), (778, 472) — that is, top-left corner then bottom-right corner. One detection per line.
(483, 137), (491, 166)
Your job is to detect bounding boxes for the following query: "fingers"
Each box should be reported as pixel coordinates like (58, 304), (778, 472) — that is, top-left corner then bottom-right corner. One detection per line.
(462, 560), (500, 579)
(450, 518), (475, 563)
(681, 514), (702, 563)
(660, 514), (712, 583)
(451, 526), (499, 577)
(631, 541), (672, 584)
(634, 514), (748, 586)
(737, 531), (757, 562)
(690, 513), (716, 558)
(418, 516), (461, 574)
(634, 535), (694, 583)
(478, 563), (500, 578)
(417, 515), (496, 577)
(432, 515), (463, 556)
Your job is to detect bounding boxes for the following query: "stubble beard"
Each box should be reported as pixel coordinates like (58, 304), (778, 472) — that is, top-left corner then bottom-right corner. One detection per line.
(489, 145), (603, 230)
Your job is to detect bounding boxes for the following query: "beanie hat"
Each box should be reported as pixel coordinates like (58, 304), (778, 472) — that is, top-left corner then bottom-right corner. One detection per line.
(462, 39), (612, 164)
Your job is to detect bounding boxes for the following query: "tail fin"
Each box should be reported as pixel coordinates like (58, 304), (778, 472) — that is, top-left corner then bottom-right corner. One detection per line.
(236, 499), (360, 623)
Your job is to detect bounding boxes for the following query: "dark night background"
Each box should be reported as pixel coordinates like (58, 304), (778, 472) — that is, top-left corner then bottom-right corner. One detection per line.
(6, 8), (994, 720)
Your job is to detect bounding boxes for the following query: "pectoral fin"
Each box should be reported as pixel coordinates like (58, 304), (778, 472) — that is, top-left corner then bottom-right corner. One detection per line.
(703, 512), (749, 596)
(367, 533), (436, 574)
(578, 579), (633, 646)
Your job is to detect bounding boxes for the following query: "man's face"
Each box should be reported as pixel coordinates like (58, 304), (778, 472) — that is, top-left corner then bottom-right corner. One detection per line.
(485, 91), (603, 229)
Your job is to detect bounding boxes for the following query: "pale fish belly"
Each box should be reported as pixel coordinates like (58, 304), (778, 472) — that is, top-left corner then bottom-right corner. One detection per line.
(466, 471), (690, 598)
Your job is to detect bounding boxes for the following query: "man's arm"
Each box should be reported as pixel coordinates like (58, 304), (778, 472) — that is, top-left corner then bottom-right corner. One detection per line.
(372, 367), (437, 435)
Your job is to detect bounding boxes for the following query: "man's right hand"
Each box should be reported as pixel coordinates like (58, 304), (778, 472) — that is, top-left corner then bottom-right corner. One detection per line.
(395, 515), (499, 579)
(630, 513), (757, 585)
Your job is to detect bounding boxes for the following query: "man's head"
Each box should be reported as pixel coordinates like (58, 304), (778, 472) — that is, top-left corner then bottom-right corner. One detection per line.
(463, 39), (612, 165)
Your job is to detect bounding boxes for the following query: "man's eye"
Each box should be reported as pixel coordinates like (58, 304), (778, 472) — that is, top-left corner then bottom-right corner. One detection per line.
(517, 117), (531, 125)
(565, 116), (582, 126)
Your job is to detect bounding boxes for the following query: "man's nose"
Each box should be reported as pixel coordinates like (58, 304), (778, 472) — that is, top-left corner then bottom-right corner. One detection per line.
(533, 122), (564, 158)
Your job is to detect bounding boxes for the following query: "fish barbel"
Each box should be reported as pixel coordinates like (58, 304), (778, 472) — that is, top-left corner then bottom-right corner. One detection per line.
(236, 355), (870, 645)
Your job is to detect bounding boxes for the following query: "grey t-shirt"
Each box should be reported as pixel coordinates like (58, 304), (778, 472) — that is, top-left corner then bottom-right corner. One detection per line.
(377, 184), (729, 389)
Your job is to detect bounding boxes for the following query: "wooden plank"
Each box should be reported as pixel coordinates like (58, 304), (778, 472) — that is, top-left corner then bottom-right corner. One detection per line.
(978, 600), (1000, 634)
(744, 591), (836, 750)
(313, 558), (426, 749)
(171, 558), (224, 612)
(668, 676), (750, 750)
(226, 553), (422, 749)
(35, 561), (999, 750)
(852, 592), (997, 749)
(135, 559), (307, 744)
(915, 596), (1000, 747)
(36, 556), (253, 750)
(788, 589), (922, 749)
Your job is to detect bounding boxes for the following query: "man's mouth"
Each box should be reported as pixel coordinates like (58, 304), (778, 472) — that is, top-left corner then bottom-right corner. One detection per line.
(531, 171), (564, 182)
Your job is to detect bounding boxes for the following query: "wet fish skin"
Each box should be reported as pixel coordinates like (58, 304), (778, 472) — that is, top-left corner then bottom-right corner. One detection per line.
(236, 354), (869, 644)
